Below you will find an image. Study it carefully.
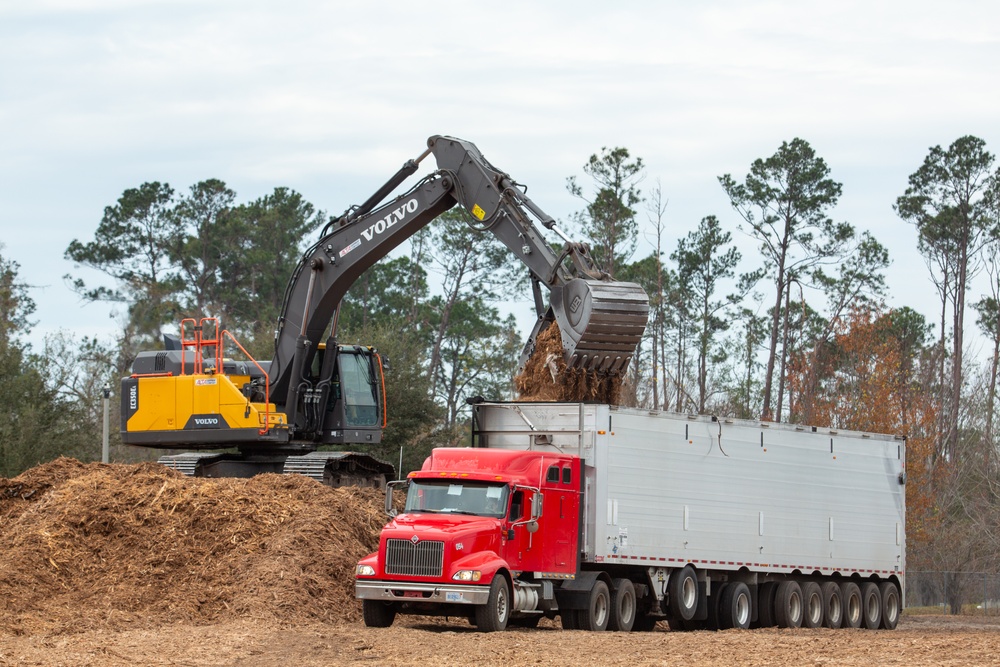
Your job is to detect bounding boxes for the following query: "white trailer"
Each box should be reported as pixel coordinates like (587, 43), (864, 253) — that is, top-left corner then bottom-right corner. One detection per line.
(472, 401), (905, 630)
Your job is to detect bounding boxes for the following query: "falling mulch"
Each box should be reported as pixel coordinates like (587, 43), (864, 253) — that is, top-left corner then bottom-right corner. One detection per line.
(0, 459), (389, 636)
(514, 321), (621, 404)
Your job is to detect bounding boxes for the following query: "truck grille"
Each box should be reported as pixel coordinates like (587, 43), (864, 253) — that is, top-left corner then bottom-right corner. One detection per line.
(385, 539), (444, 577)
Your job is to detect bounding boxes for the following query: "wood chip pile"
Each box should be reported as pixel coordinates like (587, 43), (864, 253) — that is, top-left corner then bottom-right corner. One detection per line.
(0, 458), (388, 635)
(514, 321), (622, 404)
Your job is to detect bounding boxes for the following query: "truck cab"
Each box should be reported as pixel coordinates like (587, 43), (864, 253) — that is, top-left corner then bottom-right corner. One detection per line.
(355, 448), (581, 630)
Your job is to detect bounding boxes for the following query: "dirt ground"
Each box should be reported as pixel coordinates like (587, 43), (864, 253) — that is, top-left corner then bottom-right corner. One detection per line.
(2, 460), (998, 666)
(1, 615), (998, 667)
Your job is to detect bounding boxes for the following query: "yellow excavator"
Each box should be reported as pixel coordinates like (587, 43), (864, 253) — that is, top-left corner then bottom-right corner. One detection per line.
(120, 136), (649, 486)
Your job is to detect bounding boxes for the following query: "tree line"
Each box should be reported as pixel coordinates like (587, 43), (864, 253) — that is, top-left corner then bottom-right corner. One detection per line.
(3, 135), (1000, 600)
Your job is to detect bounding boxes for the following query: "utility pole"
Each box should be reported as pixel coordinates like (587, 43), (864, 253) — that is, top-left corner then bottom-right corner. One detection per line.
(102, 383), (111, 463)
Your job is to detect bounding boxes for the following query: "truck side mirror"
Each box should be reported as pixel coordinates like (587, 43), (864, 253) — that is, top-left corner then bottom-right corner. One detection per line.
(525, 520), (539, 533)
(532, 492), (543, 519)
(385, 479), (409, 517)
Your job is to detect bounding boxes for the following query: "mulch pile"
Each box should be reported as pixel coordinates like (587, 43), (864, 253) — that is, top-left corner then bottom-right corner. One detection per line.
(0, 458), (389, 636)
(515, 321), (621, 404)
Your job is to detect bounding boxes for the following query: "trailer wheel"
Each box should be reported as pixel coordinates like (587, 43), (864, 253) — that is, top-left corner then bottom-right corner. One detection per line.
(756, 582), (777, 628)
(879, 581), (901, 630)
(840, 582), (862, 628)
(475, 575), (511, 632)
(719, 582), (752, 629)
(820, 581), (843, 629)
(669, 565), (699, 621)
(362, 600), (396, 628)
(608, 578), (636, 632)
(860, 582), (882, 630)
(773, 581), (803, 628)
(578, 580), (611, 631)
(801, 581), (823, 628)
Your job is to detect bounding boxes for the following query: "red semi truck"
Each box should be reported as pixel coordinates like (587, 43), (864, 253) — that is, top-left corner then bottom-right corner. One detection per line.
(355, 402), (906, 632)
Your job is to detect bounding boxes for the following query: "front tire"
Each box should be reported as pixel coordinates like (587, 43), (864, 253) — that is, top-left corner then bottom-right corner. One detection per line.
(362, 600), (396, 628)
(475, 576), (511, 632)
(608, 578), (636, 632)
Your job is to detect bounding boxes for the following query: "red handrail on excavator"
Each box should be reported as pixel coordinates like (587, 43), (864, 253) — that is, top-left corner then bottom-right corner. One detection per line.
(178, 317), (271, 435)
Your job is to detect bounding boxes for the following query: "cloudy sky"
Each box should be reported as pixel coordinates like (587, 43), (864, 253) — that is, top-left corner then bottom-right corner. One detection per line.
(2, 1), (999, 353)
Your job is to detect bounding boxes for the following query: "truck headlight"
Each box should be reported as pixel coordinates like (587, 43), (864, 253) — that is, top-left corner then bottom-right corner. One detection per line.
(452, 570), (482, 582)
(356, 564), (376, 576)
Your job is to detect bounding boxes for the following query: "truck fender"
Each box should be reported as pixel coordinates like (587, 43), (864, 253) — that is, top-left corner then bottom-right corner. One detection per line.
(450, 551), (510, 583)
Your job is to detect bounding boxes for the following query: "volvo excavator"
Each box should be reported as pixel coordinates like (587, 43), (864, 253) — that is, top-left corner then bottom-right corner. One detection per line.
(120, 135), (649, 487)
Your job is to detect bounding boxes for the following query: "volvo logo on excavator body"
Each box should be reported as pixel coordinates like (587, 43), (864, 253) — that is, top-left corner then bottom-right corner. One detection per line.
(360, 198), (419, 242)
(183, 414), (228, 429)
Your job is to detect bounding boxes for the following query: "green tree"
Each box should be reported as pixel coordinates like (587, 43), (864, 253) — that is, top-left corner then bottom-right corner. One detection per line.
(169, 179), (238, 319)
(215, 187), (321, 351)
(895, 135), (997, 462)
(423, 211), (522, 399)
(340, 255), (429, 333)
(567, 147), (644, 277)
(431, 298), (519, 427)
(719, 138), (852, 421)
(1, 247), (97, 475)
(672, 215), (757, 413)
(65, 181), (181, 345)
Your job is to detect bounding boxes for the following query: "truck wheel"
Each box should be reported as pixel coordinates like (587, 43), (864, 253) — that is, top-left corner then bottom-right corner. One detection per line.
(362, 600), (396, 628)
(669, 565), (699, 621)
(879, 582), (901, 630)
(840, 582), (862, 628)
(560, 610), (579, 630)
(578, 580), (611, 631)
(719, 582), (752, 629)
(608, 578), (636, 632)
(801, 581), (823, 628)
(820, 581), (843, 628)
(773, 581), (803, 628)
(756, 582), (777, 628)
(475, 576), (511, 632)
(860, 582), (882, 630)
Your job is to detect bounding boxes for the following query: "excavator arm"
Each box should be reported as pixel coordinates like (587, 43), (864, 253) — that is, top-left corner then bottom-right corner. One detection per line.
(270, 135), (649, 433)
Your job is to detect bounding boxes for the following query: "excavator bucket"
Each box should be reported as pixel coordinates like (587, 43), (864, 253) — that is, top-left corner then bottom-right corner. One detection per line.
(537, 278), (649, 375)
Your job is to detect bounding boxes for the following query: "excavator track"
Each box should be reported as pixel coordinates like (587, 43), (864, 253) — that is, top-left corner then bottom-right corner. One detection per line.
(282, 451), (395, 489)
(158, 451), (394, 488)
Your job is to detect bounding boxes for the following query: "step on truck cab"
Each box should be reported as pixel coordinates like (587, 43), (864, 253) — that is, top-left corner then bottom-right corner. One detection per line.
(356, 401), (906, 632)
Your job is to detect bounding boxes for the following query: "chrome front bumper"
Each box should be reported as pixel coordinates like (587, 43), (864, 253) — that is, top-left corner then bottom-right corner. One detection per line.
(355, 580), (490, 605)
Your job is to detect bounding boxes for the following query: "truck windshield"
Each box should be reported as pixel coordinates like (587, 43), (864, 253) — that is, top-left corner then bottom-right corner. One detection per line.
(405, 480), (509, 518)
